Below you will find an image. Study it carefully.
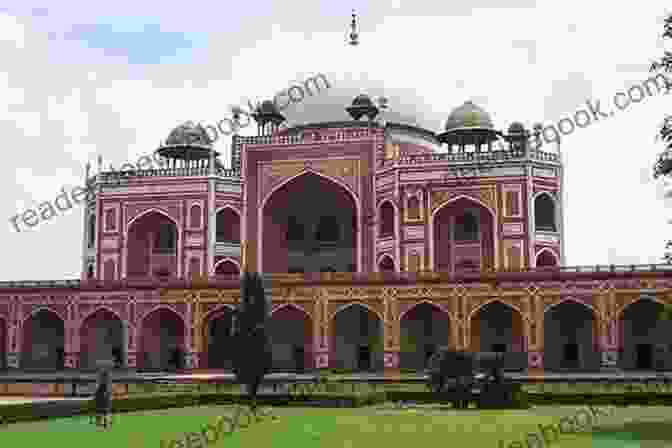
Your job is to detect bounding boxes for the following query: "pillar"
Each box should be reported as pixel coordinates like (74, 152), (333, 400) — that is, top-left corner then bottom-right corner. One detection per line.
(313, 297), (329, 369)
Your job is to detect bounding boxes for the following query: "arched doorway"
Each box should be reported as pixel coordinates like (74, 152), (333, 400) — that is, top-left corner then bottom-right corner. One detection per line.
(214, 260), (240, 276)
(536, 249), (558, 267)
(433, 197), (495, 273)
(269, 305), (312, 372)
(619, 299), (671, 370)
(21, 310), (65, 370)
(262, 172), (358, 273)
(470, 301), (526, 370)
(140, 308), (186, 371)
(544, 300), (599, 371)
(332, 304), (382, 371)
(204, 307), (235, 369)
(79, 309), (125, 370)
(216, 208), (241, 243)
(399, 302), (449, 370)
(127, 211), (178, 277)
(534, 194), (556, 232)
(379, 202), (394, 237)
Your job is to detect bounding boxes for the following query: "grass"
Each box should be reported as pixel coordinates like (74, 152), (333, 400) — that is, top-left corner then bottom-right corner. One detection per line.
(0, 404), (671, 447)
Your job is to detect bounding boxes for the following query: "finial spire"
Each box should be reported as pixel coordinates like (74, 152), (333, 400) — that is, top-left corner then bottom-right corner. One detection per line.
(349, 9), (359, 46)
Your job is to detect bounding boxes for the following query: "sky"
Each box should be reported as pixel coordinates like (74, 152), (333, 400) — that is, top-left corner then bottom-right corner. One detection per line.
(0, 0), (670, 280)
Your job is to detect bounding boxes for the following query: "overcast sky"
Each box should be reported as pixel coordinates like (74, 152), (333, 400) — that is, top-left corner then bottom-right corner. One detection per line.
(0, 1), (670, 280)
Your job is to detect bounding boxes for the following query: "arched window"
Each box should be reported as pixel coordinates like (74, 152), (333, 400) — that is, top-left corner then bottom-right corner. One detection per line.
(454, 211), (479, 242)
(407, 197), (420, 220)
(87, 215), (96, 249)
(105, 209), (116, 231)
(379, 202), (394, 237)
(379, 256), (395, 272)
(315, 216), (340, 242)
(535, 194), (556, 232)
(216, 208), (240, 243)
(189, 205), (202, 229)
(154, 223), (176, 253)
(286, 216), (304, 241)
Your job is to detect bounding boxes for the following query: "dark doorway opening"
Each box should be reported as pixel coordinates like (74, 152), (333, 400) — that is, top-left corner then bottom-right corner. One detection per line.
(563, 343), (579, 367)
(112, 347), (123, 368)
(492, 343), (507, 353)
(424, 344), (436, 367)
(358, 345), (371, 371)
(293, 345), (305, 373)
(636, 344), (654, 369)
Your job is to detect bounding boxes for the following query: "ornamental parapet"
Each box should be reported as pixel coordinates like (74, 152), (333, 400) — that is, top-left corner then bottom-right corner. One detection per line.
(93, 167), (241, 184)
(396, 148), (559, 165)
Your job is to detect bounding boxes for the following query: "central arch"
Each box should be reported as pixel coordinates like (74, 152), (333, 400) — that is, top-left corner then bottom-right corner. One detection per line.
(331, 304), (382, 371)
(269, 305), (313, 372)
(139, 308), (186, 371)
(259, 171), (361, 273)
(430, 196), (497, 273)
(79, 308), (125, 370)
(544, 300), (599, 371)
(126, 210), (179, 278)
(470, 300), (526, 370)
(399, 302), (450, 370)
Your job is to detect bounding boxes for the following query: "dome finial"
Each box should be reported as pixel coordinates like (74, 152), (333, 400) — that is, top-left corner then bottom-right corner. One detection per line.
(349, 9), (359, 46)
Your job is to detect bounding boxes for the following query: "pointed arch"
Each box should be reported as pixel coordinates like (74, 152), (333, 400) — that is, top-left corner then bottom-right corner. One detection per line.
(533, 191), (558, 233)
(139, 305), (188, 329)
(544, 297), (598, 316)
(535, 247), (559, 267)
(616, 296), (668, 320)
(469, 299), (523, 320)
(201, 304), (236, 326)
(378, 199), (397, 237)
(271, 303), (311, 318)
(22, 307), (65, 326)
(429, 194), (498, 272)
(259, 169), (362, 273)
(213, 258), (240, 275)
(399, 300), (450, 321)
(79, 306), (125, 326)
(331, 301), (383, 322)
(127, 207), (179, 231)
(216, 204), (242, 216)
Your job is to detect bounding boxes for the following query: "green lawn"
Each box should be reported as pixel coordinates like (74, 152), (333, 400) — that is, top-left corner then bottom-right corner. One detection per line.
(0, 404), (670, 447)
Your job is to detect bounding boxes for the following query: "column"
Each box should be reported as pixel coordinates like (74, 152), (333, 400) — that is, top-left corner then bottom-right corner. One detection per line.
(313, 296), (329, 369)
(598, 318), (620, 369)
(526, 295), (544, 371)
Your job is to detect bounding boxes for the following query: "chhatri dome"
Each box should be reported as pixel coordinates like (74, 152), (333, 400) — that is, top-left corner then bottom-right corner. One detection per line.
(164, 121), (213, 147)
(437, 100), (501, 145)
(444, 100), (494, 131)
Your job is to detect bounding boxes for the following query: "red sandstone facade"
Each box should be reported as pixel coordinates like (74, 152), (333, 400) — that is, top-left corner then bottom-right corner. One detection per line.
(3, 98), (671, 372)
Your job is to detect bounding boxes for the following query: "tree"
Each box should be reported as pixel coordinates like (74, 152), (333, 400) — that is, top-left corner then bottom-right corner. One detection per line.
(231, 271), (273, 411)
